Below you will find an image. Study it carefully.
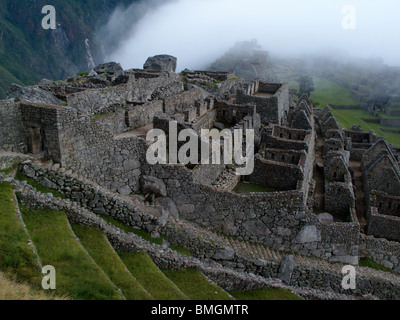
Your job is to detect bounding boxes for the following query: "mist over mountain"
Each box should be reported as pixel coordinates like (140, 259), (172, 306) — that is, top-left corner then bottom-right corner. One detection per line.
(0, 0), (166, 98)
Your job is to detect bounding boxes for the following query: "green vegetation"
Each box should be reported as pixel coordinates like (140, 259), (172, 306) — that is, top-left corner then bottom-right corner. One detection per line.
(14, 171), (66, 199)
(329, 108), (400, 146)
(0, 182), (42, 285)
(21, 207), (121, 300)
(0, 162), (19, 174)
(0, 0), (135, 98)
(359, 257), (393, 273)
(311, 77), (360, 108)
(234, 181), (281, 194)
(103, 72), (110, 77)
(297, 75), (314, 97)
(0, 271), (68, 300)
(118, 251), (188, 300)
(162, 269), (233, 300)
(77, 71), (88, 76)
(102, 215), (191, 256)
(230, 288), (302, 300)
(71, 224), (152, 300)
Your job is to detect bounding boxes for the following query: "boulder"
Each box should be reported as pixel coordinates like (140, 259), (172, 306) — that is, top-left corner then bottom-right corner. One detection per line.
(295, 225), (321, 243)
(156, 197), (179, 218)
(144, 55), (177, 73)
(140, 175), (167, 197)
(7, 84), (62, 106)
(87, 75), (110, 86)
(212, 246), (235, 260)
(111, 73), (129, 86)
(94, 62), (123, 75)
(278, 255), (295, 285)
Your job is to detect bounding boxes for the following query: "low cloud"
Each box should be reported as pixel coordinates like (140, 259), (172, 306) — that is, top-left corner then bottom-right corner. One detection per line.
(105, 0), (400, 70)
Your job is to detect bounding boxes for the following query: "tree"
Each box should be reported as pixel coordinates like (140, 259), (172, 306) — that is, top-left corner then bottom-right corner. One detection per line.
(297, 76), (315, 97)
(363, 91), (391, 114)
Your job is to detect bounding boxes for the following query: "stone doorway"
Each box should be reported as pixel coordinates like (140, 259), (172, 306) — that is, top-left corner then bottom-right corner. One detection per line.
(27, 126), (47, 155)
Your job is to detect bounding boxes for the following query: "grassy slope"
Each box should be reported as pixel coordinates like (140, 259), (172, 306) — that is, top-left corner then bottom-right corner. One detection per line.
(359, 257), (393, 273)
(0, 182), (42, 285)
(118, 251), (189, 300)
(329, 108), (400, 146)
(71, 224), (152, 300)
(311, 77), (360, 108)
(0, 271), (68, 300)
(21, 207), (121, 300)
(162, 269), (233, 300)
(230, 288), (302, 300)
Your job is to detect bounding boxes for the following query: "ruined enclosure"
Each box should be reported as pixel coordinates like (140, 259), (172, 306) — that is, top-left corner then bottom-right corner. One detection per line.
(4, 58), (400, 292)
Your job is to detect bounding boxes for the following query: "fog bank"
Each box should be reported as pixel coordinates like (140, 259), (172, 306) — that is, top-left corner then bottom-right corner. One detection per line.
(106, 0), (400, 70)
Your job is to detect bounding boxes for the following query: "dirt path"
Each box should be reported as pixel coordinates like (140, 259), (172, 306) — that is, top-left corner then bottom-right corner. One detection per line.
(349, 160), (367, 230)
(313, 135), (325, 212)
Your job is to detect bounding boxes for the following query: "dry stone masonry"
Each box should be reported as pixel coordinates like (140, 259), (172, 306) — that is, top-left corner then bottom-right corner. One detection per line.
(2, 57), (400, 299)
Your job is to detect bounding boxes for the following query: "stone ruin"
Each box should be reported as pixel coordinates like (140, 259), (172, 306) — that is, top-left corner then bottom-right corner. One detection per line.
(3, 58), (400, 298)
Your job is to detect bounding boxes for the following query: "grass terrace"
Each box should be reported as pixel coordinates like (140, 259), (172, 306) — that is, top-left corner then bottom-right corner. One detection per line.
(311, 77), (360, 108)
(21, 207), (121, 300)
(162, 269), (233, 300)
(230, 288), (302, 300)
(329, 108), (400, 146)
(118, 251), (189, 300)
(0, 182), (42, 285)
(71, 224), (152, 300)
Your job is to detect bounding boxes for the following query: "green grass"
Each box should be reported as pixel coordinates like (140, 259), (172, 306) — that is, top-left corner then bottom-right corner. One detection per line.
(162, 269), (233, 300)
(311, 77), (360, 108)
(329, 108), (400, 146)
(118, 251), (188, 300)
(0, 182), (42, 285)
(77, 71), (88, 76)
(230, 288), (302, 300)
(15, 171), (66, 199)
(71, 224), (152, 300)
(359, 257), (393, 273)
(234, 181), (281, 194)
(21, 207), (121, 300)
(102, 215), (191, 256)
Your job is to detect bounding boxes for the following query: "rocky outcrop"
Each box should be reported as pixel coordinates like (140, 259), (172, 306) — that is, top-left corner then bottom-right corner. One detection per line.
(94, 62), (123, 75)
(6, 84), (62, 106)
(144, 55), (177, 73)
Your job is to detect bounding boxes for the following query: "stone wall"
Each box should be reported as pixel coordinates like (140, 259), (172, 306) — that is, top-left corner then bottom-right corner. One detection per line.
(140, 161), (358, 263)
(67, 84), (128, 114)
(0, 100), (26, 152)
(91, 108), (127, 134)
(20, 103), (65, 162)
(164, 88), (205, 115)
(367, 207), (400, 242)
(67, 72), (183, 115)
(18, 160), (360, 265)
(370, 191), (400, 217)
(235, 83), (289, 125)
(12, 176), (400, 300)
(51, 106), (147, 194)
(249, 156), (303, 191)
(380, 117), (400, 128)
(360, 234), (400, 272)
(127, 100), (163, 130)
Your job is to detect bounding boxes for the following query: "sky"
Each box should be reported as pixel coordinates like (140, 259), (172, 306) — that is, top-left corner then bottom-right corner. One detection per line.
(106, 0), (400, 71)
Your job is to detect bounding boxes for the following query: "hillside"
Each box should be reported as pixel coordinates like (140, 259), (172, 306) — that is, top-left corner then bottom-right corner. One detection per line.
(0, 0), (136, 98)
